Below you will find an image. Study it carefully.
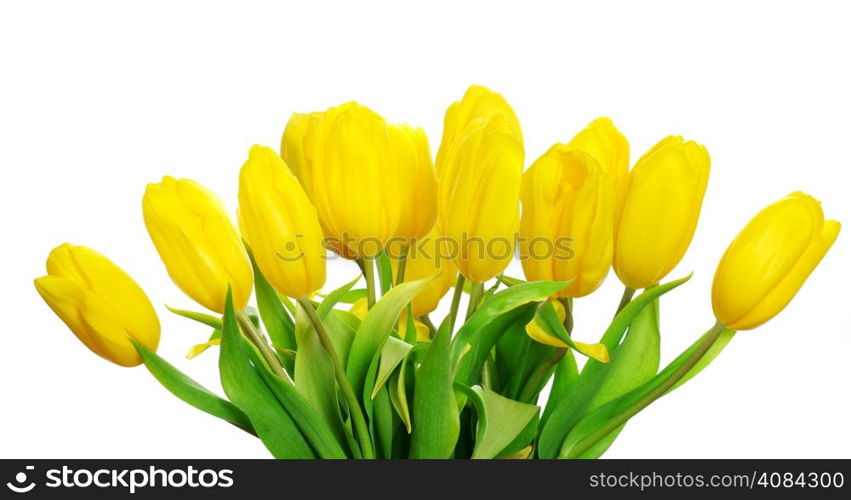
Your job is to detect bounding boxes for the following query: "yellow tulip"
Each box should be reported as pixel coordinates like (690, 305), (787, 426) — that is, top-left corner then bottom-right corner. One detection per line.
(567, 117), (629, 219)
(349, 298), (430, 342)
(438, 114), (524, 283)
(238, 145), (327, 299)
(389, 123), (438, 240)
(391, 228), (458, 316)
(281, 111), (324, 201)
(312, 102), (399, 258)
(34, 244), (160, 367)
(712, 192), (840, 330)
(520, 145), (614, 297)
(282, 110), (358, 260)
(435, 85), (523, 178)
(613, 136), (710, 290)
(143, 176), (253, 313)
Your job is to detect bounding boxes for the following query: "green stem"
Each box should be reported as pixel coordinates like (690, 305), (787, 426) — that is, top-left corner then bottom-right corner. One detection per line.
(446, 274), (466, 332)
(615, 286), (636, 315)
(465, 281), (484, 320)
(419, 314), (437, 339)
(517, 348), (567, 404)
(361, 257), (377, 309)
(296, 298), (375, 459)
(558, 297), (574, 334)
(565, 321), (727, 458)
(395, 245), (409, 286)
(236, 311), (286, 378)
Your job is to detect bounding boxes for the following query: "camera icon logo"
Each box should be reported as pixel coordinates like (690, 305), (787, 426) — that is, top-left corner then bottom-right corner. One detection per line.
(6, 466), (36, 494)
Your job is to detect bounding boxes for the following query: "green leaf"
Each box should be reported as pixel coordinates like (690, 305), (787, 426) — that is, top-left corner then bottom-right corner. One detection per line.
(596, 275), (691, 353)
(293, 304), (350, 454)
(371, 336), (412, 399)
(451, 280), (570, 379)
(459, 308), (535, 392)
(496, 274), (526, 287)
(388, 370), (410, 433)
(166, 305), (222, 329)
(410, 322), (459, 458)
(346, 275), (437, 396)
(132, 340), (254, 434)
(330, 308), (361, 332)
(404, 304), (417, 344)
(218, 289), (315, 458)
(454, 384), (539, 459)
(670, 329), (736, 392)
(248, 250), (296, 355)
(537, 275), (691, 459)
(495, 316), (536, 398)
(376, 251), (394, 295)
(241, 336), (348, 459)
(389, 343), (425, 434)
(494, 319), (557, 401)
(535, 300), (609, 362)
(482, 279), (503, 301)
(545, 351), (579, 414)
(588, 299), (661, 410)
(498, 414), (539, 458)
(319, 288), (367, 305)
(373, 385), (395, 458)
(316, 276), (361, 319)
(275, 291), (297, 315)
(494, 321), (530, 391)
(324, 310), (357, 366)
(566, 300), (663, 458)
(558, 325), (734, 458)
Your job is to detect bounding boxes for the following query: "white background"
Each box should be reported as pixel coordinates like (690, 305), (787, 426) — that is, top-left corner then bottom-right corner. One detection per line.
(1, 1), (848, 458)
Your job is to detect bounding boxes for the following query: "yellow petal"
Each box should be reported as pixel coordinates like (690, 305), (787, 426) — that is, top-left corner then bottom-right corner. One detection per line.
(524, 300), (568, 348)
(36, 244), (160, 366)
(520, 145), (614, 297)
(349, 297), (369, 319)
(238, 145), (326, 299)
(614, 137), (710, 289)
(312, 102), (400, 257)
(393, 228), (457, 317)
(187, 338), (221, 359)
(439, 114), (524, 283)
(713, 192), (840, 330)
(389, 123), (438, 240)
(573, 341), (610, 363)
(143, 177), (253, 313)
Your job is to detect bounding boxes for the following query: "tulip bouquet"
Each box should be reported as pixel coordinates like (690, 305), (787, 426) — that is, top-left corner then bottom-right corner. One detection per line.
(35, 86), (839, 459)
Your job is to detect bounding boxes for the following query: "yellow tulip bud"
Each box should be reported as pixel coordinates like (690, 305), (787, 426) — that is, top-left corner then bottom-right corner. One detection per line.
(435, 85), (523, 178)
(34, 244), (160, 367)
(143, 176), (253, 313)
(438, 114), (524, 283)
(281, 111), (324, 201)
(520, 145), (614, 297)
(389, 123), (438, 240)
(566, 117), (629, 220)
(312, 102), (400, 258)
(238, 145), (327, 299)
(392, 229), (458, 317)
(712, 192), (840, 330)
(613, 136), (710, 290)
